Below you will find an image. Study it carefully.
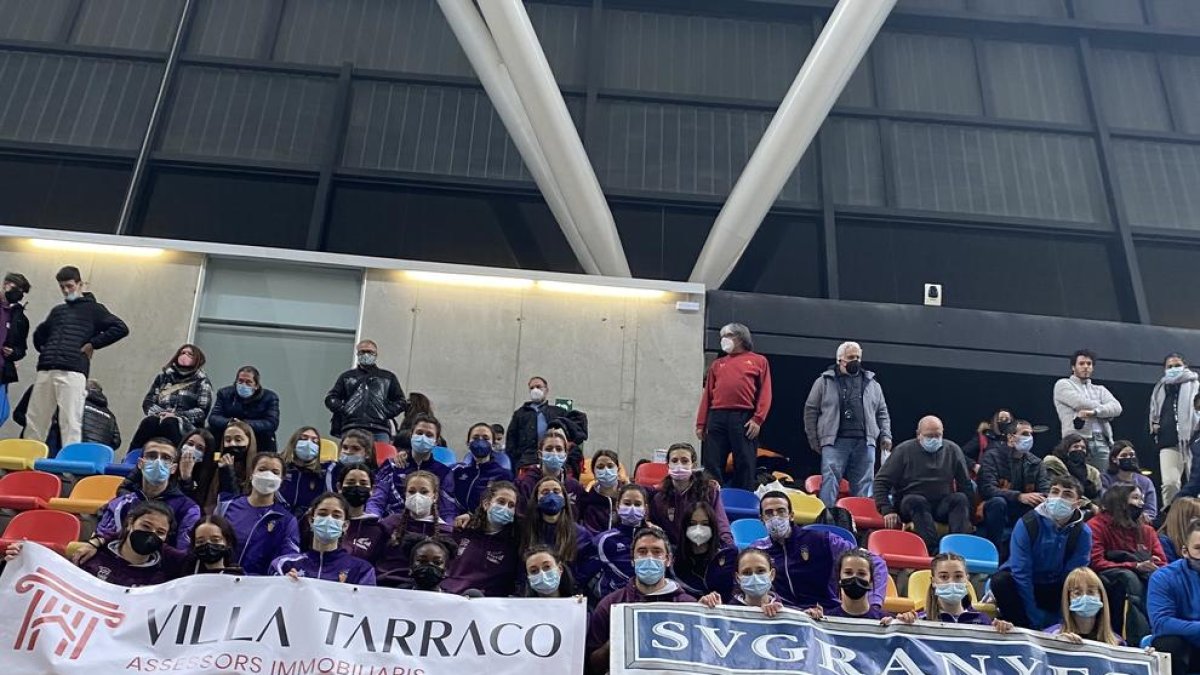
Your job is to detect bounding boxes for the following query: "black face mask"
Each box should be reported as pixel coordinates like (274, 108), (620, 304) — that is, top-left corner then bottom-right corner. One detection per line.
(343, 486), (371, 507)
(223, 445), (248, 458)
(129, 530), (164, 556)
(1067, 452), (1087, 466)
(4, 288), (22, 304)
(839, 576), (871, 600)
(1126, 504), (1145, 522)
(1118, 458), (1139, 472)
(844, 360), (861, 376)
(411, 563), (445, 589)
(195, 543), (229, 564)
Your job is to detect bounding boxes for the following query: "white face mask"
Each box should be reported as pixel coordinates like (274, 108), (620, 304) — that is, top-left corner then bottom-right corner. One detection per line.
(530, 388), (546, 403)
(720, 337), (735, 354)
(406, 493), (433, 518)
(251, 471), (281, 495)
(686, 525), (713, 546)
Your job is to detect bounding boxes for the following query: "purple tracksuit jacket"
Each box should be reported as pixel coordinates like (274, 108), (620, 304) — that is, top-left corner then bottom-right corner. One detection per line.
(451, 460), (514, 514)
(515, 467), (584, 509)
(373, 516), (451, 588)
(366, 457), (457, 522)
(752, 524), (888, 609)
(96, 484), (201, 549)
(648, 481), (733, 552)
(81, 541), (186, 587)
(216, 496), (301, 576)
(671, 543), (739, 601)
(441, 525), (520, 597)
(279, 464), (328, 517)
(269, 548), (377, 585)
(587, 581), (696, 655)
(342, 514), (389, 562)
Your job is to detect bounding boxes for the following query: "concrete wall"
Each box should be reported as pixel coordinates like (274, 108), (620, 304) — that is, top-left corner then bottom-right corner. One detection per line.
(0, 239), (203, 448)
(360, 270), (703, 468)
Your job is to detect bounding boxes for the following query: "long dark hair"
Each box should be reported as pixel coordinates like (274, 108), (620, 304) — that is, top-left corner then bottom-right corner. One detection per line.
(519, 476), (580, 563)
(659, 442), (716, 502)
(190, 514), (238, 566)
(387, 471), (441, 546)
(1100, 484), (1142, 530)
(168, 343), (206, 371)
(521, 543), (577, 598)
(464, 480), (519, 532)
(677, 500), (721, 567)
(120, 501), (175, 547)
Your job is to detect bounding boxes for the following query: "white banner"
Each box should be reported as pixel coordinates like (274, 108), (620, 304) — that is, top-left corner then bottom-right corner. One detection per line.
(611, 602), (1169, 675)
(0, 543), (586, 675)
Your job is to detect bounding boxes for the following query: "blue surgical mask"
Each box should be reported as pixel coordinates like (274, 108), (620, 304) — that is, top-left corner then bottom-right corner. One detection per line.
(542, 452), (566, 472)
(595, 467), (619, 487)
(634, 557), (666, 585)
(1043, 496), (1074, 521)
(469, 439), (492, 459)
(236, 383), (254, 398)
(528, 568), (562, 595)
(1166, 366), (1186, 381)
(294, 439), (319, 462)
(312, 515), (344, 542)
(411, 434), (436, 457)
(921, 436), (942, 453)
(739, 572), (773, 598)
(142, 459), (171, 484)
(1015, 436), (1034, 453)
(339, 453), (365, 468)
(618, 504), (644, 527)
(935, 582), (969, 603)
(538, 493), (565, 516)
(1069, 594), (1103, 618)
(487, 504), (515, 526)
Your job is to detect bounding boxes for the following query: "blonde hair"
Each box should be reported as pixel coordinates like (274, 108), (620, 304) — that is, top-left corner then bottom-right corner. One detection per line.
(1059, 567), (1120, 646)
(924, 553), (968, 615)
(1161, 498), (1200, 558)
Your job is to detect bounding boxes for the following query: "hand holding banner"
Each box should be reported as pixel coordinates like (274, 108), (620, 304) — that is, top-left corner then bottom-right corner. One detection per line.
(0, 543), (587, 675)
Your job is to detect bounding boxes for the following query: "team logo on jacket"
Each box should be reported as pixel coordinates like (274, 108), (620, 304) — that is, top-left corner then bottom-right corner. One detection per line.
(267, 522), (276, 532)
(800, 546), (810, 561)
(13, 567), (126, 660)
(94, 567), (112, 582)
(486, 551), (505, 565)
(353, 537), (372, 552)
(338, 571), (348, 583)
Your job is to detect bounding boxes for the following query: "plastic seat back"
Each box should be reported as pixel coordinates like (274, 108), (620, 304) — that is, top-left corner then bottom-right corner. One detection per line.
(787, 492), (825, 524)
(634, 462), (668, 488)
(67, 475), (124, 502)
(907, 569), (932, 610)
(721, 487), (760, 521)
(804, 523), (857, 546)
(0, 510), (81, 552)
(939, 534), (999, 573)
(838, 496), (886, 528)
(731, 519), (768, 550)
(319, 438), (339, 463)
(0, 439), (50, 468)
(374, 441), (397, 466)
(0, 471), (61, 509)
(432, 446), (457, 466)
(804, 474), (849, 496)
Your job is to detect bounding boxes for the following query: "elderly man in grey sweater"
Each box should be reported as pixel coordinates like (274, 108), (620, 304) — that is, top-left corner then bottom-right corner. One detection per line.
(1053, 349), (1122, 473)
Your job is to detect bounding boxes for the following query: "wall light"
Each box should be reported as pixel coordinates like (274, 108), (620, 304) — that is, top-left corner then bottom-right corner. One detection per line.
(405, 270), (534, 289)
(30, 239), (164, 257)
(537, 280), (666, 299)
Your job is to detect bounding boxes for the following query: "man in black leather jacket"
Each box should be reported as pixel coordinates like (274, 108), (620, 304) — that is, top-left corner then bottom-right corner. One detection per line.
(324, 339), (407, 441)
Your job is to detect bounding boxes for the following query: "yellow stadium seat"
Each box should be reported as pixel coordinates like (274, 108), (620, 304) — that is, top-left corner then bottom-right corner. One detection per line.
(883, 575), (915, 614)
(907, 568), (996, 616)
(788, 491), (825, 525)
(47, 475), (124, 515)
(320, 438), (338, 463)
(0, 439), (50, 471)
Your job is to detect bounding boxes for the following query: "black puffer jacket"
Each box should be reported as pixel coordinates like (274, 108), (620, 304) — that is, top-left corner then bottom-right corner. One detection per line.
(1, 301), (29, 384)
(324, 365), (406, 436)
(32, 294), (128, 375)
(508, 402), (587, 468)
(208, 385), (280, 454)
(82, 388), (121, 449)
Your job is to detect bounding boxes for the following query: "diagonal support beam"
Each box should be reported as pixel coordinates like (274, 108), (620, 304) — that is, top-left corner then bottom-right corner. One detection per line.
(438, 0), (601, 275)
(689, 0), (896, 288)
(476, 0), (631, 278)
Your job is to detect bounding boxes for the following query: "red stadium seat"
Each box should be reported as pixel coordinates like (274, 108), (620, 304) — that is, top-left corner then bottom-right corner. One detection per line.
(867, 529), (932, 571)
(804, 474), (849, 497)
(0, 510), (81, 554)
(0, 471), (61, 511)
(838, 496), (886, 530)
(634, 462), (668, 488)
(375, 441), (397, 466)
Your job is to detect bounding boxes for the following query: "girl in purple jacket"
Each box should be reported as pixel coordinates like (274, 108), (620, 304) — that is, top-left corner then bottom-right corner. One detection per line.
(278, 426), (329, 518)
(442, 481), (521, 597)
(671, 501), (737, 600)
(578, 449), (628, 533)
(518, 476), (597, 591)
(591, 484), (651, 599)
(699, 548), (784, 617)
(649, 443), (733, 551)
(216, 452), (301, 576)
(911, 553), (1013, 631)
(375, 470), (452, 587)
(808, 549), (901, 623)
(270, 492), (376, 585)
(338, 466), (387, 563)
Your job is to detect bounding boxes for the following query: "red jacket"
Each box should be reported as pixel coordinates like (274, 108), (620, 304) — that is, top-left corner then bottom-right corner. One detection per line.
(1088, 512), (1166, 573)
(696, 351), (772, 428)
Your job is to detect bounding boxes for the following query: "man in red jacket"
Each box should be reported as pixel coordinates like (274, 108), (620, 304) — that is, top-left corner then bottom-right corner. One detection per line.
(695, 323), (772, 490)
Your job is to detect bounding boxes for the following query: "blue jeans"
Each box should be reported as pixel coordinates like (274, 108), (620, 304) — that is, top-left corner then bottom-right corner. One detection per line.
(1180, 438), (1200, 499)
(820, 438), (874, 507)
(981, 496), (1029, 553)
(372, 432), (392, 443)
(0, 382), (8, 427)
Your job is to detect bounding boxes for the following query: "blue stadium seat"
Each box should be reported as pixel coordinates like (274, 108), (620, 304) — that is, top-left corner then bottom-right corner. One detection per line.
(104, 448), (142, 477)
(938, 533), (999, 575)
(732, 519), (767, 550)
(1139, 634), (1153, 649)
(432, 446), (457, 466)
(721, 487), (760, 521)
(33, 443), (113, 477)
(804, 523), (857, 546)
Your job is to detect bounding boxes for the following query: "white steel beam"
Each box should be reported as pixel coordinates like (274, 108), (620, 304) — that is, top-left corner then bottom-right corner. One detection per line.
(689, 0), (897, 288)
(437, 0), (601, 275)
(476, 0), (632, 278)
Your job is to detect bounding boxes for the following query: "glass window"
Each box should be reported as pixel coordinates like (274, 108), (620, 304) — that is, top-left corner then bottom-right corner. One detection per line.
(1161, 54), (1200, 136)
(877, 32), (983, 116)
(0, 156), (130, 232)
(1152, 0), (1200, 30)
(0, 0), (73, 42)
(186, 0), (273, 59)
(825, 118), (886, 207)
(613, 204), (714, 282)
(199, 258), (362, 330)
(1137, 242), (1200, 330)
(1074, 0), (1146, 24)
(71, 0), (184, 51)
(1112, 140), (1200, 232)
(982, 41), (1089, 125)
(1092, 49), (1172, 132)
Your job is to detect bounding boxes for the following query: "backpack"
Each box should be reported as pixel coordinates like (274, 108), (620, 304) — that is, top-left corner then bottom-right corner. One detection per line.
(816, 506), (857, 534)
(1020, 510), (1083, 560)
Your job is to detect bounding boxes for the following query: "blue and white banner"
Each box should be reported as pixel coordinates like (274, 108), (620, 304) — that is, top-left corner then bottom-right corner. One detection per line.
(610, 602), (1169, 675)
(0, 543), (587, 674)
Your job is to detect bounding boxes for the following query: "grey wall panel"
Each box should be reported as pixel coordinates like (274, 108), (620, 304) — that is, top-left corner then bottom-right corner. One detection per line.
(825, 118), (885, 207)
(982, 41), (1088, 125)
(186, 0), (273, 59)
(1162, 54), (1200, 136)
(1093, 49), (1172, 132)
(1113, 140), (1200, 231)
(160, 66), (336, 163)
(877, 32), (982, 116)
(0, 0), (73, 42)
(0, 51), (161, 150)
(524, 2), (589, 88)
(971, 0), (1067, 18)
(602, 8), (811, 102)
(888, 122), (1109, 225)
(898, 0), (966, 10)
(838, 57), (876, 108)
(1074, 0), (1146, 24)
(593, 99), (818, 204)
(1152, 0), (1200, 29)
(71, 0), (183, 51)
(343, 81), (579, 182)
